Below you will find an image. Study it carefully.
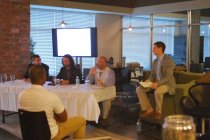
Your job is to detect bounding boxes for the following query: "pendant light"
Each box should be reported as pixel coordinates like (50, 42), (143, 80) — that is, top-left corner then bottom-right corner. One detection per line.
(128, 8), (133, 31)
(60, 0), (67, 27)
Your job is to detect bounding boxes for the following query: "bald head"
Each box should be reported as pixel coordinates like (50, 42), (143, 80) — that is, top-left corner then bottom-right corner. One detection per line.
(96, 56), (108, 70)
(29, 65), (46, 85)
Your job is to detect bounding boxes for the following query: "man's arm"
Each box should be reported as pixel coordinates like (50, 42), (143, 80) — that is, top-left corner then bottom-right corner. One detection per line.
(104, 70), (115, 86)
(54, 109), (67, 122)
(86, 68), (96, 84)
(157, 57), (175, 86)
(53, 94), (67, 122)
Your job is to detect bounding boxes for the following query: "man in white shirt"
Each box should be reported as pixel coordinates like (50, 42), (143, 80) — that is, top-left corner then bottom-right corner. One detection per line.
(18, 65), (86, 140)
(87, 56), (115, 126)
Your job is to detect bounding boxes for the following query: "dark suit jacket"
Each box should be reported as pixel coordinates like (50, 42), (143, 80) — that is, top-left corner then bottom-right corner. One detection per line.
(149, 55), (176, 95)
(24, 63), (49, 80)
(56, 67), (82, 84)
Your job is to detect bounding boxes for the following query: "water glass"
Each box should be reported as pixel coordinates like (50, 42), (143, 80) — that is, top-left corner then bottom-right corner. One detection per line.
(85, 79), (90, 85)
(163, 115), (196, 140)
(10, 74), (15, 82)
(54, 79), (61, 87)
(0, 74), (3, 84)
(2, 74), (7, 83)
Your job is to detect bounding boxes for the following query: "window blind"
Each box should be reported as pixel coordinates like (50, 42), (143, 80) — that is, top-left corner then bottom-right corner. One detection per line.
(122, 16), (176, 70)
(30, 6), (95, 76)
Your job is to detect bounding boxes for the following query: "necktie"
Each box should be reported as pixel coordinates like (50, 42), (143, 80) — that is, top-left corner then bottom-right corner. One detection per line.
(99, 71), (103, 77)
(156, 59), (161, 80)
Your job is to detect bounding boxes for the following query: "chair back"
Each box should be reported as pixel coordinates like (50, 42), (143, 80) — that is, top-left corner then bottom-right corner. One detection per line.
(189, 83), (210, 107)
(181, 96), (195, 113)
(113, 67), (131, 85)
(18, 109), (51, 140)
(116, 83), (136, 92)
(205, 57), (210, 69)
(190, 63), (204, 73)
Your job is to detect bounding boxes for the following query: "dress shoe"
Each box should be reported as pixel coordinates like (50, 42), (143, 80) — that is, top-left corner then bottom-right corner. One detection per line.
(154, 112), (161, 121)
(101, 119), (108, 127)
(140, 110), (154, 118)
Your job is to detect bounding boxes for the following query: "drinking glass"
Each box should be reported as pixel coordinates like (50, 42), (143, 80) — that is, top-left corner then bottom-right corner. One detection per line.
(54, 79), (61, 87)
(163, 115), (195, 140)
(85, 79), (90, 85)
(2, 74), (7, 83)
(0, 74), (3, 84)
(10, 74), (15, 82)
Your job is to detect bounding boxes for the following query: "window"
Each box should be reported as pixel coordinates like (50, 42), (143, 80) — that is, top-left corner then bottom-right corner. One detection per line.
(153, 17), (187, 65)
(122, 16), (151, 70)
(30, 5), (95, 76)
(122, 16), (185, 69)
(200, 24), (210, 61)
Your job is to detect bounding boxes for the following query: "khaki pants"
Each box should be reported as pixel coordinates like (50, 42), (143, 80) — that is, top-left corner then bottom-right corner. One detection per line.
(136, 85), (169, 113)
(102, 99), (113, 119)
(52, 117), (86, 140)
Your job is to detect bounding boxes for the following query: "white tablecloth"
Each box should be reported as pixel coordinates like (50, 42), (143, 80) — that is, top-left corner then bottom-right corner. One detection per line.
(0, 80), (116, 122)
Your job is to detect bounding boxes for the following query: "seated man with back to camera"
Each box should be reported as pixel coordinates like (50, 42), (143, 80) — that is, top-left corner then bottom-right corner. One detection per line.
(56, 54), (82, 85)
(136, 41), (176, 120)
(24, 54), (49, 81)
(87, 56), (115, 126)
(18, 65), (86, 140)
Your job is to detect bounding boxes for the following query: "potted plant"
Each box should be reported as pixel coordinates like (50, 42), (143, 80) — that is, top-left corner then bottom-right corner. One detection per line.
(30, 37), (36, 56)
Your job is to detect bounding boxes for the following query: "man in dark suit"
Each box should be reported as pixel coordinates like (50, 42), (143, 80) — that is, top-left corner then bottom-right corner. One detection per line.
(24, 54), (49, 80)
(136, 41), (176, 120)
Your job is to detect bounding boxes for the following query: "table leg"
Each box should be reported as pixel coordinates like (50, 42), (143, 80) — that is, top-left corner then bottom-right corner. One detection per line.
(2, 110), (5, 123)
(1, 111), (18, 124)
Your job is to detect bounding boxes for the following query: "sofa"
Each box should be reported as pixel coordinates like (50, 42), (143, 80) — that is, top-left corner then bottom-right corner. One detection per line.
(174, 71), (203, 114)
(141, 71), (203, 119)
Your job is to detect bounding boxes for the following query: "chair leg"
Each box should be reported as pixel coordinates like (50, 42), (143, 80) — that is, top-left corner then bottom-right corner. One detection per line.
(201, 118), (205, 135)
(173, 95), (176, 114)
(2, 111), (5, 123)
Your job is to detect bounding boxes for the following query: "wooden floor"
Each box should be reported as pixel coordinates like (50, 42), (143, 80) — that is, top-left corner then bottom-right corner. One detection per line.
(0, 108), (162, 140)
(104, 108), (161, 140)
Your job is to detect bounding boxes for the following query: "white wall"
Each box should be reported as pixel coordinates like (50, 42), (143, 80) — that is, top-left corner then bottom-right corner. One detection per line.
(95, 14), (122, 65)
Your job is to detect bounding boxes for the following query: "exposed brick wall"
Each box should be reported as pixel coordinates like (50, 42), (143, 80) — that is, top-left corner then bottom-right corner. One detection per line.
(0, 0), (30, 79)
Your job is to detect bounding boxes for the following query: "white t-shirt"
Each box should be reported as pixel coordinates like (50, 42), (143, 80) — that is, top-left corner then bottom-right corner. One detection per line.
(18, 85), (65, 139)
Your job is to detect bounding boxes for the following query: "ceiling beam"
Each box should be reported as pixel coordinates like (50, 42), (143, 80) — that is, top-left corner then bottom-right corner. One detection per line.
(31, 0), (210, 17)
(30, 0), (130, 15)
(133, 0), (210, 15)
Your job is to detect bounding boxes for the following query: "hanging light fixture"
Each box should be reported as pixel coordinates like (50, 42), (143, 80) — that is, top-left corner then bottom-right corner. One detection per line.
(60, 0), (67, 27)
(128, 8), (133, 31)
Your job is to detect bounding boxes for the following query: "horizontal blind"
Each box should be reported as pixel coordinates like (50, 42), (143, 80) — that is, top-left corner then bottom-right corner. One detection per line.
(123, 16), (151, 70)
(123, 16), (176, 69)
(30, 6), (95, 76)
(153, 19), (176, 57)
